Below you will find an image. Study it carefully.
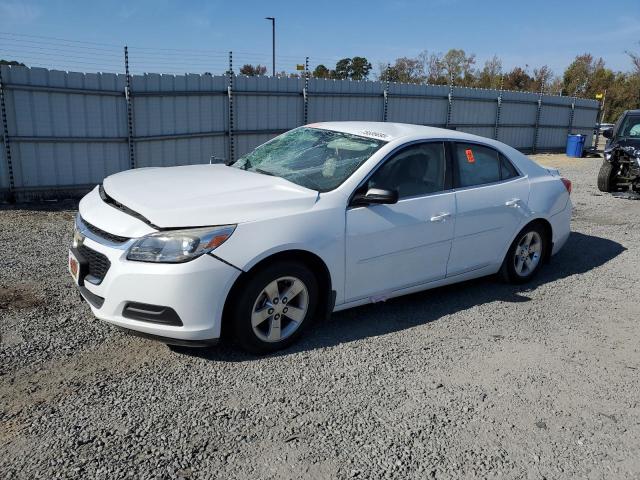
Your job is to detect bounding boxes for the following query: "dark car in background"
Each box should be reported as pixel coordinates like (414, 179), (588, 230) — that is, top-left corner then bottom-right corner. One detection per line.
(598, 110), (640, 193)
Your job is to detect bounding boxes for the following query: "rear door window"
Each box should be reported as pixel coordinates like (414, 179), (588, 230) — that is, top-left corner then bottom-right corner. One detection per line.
(454, 143), (520, 187)
(454, 143), (501, 187)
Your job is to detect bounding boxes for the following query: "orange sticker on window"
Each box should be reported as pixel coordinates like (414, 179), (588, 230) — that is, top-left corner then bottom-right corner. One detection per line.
(465, 149), (475, 163)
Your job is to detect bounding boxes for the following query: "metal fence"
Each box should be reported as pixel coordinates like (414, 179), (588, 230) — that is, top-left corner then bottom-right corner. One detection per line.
(0, 64), (599, 200)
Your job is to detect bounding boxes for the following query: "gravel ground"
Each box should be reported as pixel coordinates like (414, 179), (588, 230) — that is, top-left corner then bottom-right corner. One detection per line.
(1, 154), (639, 479)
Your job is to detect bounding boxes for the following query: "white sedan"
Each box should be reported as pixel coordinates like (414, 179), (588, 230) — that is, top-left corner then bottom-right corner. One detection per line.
(70, 122), (572, 353)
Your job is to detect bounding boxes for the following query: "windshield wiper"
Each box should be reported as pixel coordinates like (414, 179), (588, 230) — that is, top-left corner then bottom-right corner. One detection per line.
(254, 168), (275, 176)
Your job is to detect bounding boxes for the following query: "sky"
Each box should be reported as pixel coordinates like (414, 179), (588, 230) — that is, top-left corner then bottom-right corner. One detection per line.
(1, 0), (639, 77)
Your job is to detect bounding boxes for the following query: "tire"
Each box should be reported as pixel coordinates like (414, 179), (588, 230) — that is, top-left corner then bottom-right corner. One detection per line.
(500, 223), (548, 284)
(230, 261), (318, 354)
(597, 161), (616, 192)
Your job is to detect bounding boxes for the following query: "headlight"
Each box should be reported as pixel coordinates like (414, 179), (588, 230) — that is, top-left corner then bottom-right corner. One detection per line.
(126, 225), (236, 263)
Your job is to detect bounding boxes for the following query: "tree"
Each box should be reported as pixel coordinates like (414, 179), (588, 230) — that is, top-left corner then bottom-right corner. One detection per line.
(503, 66), (534, 91)
(588, 65), (615, 98)
(0, 59), (25, 66)
(239, 64), (267, 76)
(350, 56), (372, 80)
(627, 46), (640, 74)
(313, 64), (331, 79)
(547, 76), (563, 95)
(557, 52), (639, 122)
(531, 65), (554, 93)
(476, 55), (503, 89)
(561, 53), (608, 96)
(417, 51), (447, 85)
(331, 57), (372, 80)
(378, 57), (426, 84)
(333, 58), (351, 79)
(562, 54), (615, 105)
(312, 58), (372, 80)
(604, 72), (640, 121)
(440, 49), (476, 86)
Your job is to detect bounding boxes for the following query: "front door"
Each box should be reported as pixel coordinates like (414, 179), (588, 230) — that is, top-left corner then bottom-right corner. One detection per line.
(345, 142), (456, 301)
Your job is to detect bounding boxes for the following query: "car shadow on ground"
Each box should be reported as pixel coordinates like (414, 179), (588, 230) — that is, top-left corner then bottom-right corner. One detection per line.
(170, 231), (625, 362)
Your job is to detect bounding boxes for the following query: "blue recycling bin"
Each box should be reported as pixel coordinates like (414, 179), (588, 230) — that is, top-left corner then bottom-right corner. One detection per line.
(566, 134), (586, 157)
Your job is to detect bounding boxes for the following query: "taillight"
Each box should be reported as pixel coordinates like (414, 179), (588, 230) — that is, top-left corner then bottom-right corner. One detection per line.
(561, 177), (572, 194)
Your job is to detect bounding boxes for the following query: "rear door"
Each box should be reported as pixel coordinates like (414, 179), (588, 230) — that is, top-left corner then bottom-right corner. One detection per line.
(446, 142), (530, 276)
(345, 141), (456, 301)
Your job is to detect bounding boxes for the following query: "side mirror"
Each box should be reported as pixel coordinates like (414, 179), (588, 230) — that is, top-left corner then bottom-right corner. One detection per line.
(351, 188), (399, 206)
(602, 128), (613, 139)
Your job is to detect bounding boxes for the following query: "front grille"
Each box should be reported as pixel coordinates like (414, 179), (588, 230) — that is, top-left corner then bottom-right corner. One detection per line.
(82, 217), (129, 244)
(77, 244), (111, 284)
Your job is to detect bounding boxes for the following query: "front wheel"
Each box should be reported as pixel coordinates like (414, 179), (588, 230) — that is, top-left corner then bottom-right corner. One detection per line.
(500, 224), (548, 284)
(597, 161), (616, 192)
(231, 261), (318, 354)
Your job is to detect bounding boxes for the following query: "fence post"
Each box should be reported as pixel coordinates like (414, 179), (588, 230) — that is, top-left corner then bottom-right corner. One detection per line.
(382, 63), (390, 122)
(303, 56), (309, 125)
(124, 46), (136, 169)
(567, 97), (576, 136)
(593, 90), (606, 151)
(593, 99), (602, 151)
(494, 75), (503, 140)
(445, 73), (454, 129)
(532, 75), (546, 154)
(227, 51), (235, 163)
(0, 66), (15, 200)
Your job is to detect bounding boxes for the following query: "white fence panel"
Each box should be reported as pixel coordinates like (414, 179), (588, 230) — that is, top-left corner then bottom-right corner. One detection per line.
(307, 79), (384, 122)
(0, 66), (600, 199)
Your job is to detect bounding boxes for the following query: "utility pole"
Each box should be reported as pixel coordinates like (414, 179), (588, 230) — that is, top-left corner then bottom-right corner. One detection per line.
(599, 89), (607, 125)
(265, 17), (275, 76)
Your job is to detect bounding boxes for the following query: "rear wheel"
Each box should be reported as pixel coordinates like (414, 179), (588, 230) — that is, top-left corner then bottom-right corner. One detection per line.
(597, 161), (616, 192)
(231, 261), (318, 354)
(500, 224), (548, 284)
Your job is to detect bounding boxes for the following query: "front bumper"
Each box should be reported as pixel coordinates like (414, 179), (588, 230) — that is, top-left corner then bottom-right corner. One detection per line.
(76, 233), (241, 342)
(113, 326), (220, 347)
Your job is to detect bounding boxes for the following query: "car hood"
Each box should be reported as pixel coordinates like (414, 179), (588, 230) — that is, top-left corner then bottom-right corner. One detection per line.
(102, 164), (319, 228)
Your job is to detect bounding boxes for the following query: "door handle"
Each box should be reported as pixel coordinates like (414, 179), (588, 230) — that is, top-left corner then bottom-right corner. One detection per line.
(505, 199), (521, 207)
(430, 212), (451, 222)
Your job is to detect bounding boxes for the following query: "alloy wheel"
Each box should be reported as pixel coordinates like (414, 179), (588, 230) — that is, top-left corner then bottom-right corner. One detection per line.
(251, 276), (309, 343)
(513, 231), (542, 277)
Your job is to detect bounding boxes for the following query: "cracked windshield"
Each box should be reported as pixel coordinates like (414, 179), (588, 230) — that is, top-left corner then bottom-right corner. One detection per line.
(231, 127), (386, 191)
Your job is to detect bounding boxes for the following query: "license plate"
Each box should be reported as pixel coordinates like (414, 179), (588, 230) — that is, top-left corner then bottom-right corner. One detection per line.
(69, 249), (80, 285)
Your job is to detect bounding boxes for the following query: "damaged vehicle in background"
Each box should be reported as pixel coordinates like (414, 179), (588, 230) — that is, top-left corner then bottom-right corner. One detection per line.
(598, 110), (640, 193)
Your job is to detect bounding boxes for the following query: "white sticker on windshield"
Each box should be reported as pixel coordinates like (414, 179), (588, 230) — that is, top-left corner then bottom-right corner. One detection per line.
(360, 130), (389, 139)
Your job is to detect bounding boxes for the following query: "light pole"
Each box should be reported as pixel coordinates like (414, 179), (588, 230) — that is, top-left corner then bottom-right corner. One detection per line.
(265, 17), (275, 76)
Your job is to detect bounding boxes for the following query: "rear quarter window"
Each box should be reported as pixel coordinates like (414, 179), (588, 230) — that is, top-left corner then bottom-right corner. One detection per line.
(500, 153), (519, 180)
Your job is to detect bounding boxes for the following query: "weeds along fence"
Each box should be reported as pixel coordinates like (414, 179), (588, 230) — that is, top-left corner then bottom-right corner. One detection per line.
(0, 64), (599, 200)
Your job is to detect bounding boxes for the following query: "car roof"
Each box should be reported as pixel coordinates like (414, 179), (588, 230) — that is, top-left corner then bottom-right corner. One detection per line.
(308, 121), (550, 179)
(307, 121), (490, 143)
